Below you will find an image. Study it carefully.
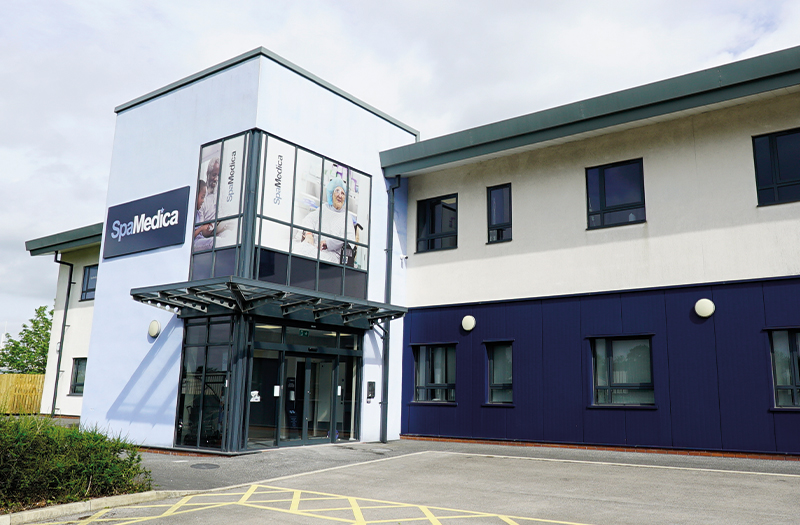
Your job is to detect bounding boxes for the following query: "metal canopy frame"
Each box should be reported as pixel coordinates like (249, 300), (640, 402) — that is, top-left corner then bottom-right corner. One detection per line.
(130, 276), (406, 329)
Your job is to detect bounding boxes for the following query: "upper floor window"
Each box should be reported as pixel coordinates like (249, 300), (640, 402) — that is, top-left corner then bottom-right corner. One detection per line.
(769, 330), (800, 407)
(417, 194), (457, 252)
(80, 265), (98, 301)
(586, 159), (646, 229)
(487, 184), (512, 243)
(592, 337), (654, 405)
(753, 128), (800, 206)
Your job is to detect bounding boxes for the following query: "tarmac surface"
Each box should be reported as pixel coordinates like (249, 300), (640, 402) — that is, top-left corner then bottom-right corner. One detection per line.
(28, 440), (800, 524)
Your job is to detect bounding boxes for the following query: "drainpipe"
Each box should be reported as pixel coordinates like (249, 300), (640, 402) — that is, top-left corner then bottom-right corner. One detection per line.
(51, 252), (74, 417)
(380, 175), (402, 443)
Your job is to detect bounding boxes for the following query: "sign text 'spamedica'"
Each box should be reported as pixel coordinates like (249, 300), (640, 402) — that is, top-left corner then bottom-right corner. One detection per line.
(103, 187), (190, 259)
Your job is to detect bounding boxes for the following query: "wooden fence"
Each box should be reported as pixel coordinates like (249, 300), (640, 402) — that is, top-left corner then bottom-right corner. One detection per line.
(0, 374), (45, 414)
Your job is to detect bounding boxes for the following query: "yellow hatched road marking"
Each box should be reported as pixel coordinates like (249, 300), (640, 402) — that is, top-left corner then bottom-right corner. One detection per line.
(33, 483), (596, 525)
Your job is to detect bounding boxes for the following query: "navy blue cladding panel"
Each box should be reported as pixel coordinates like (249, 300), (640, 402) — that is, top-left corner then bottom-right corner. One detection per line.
(712, 283), (776, 452)
(580, 294), (626, 445)
(401, 310), (414, 435)
(580, 294), (622, 335)
(621, 292), (672, 447)
(541, 299), (583, 443)
(406, 404), (442, 436)
(664, 288), (722, 450)
(763, 279), (800, 328)
(475, 407), (508, 439)
(505, 301), (543, 441)
(773, 413), (800, 454)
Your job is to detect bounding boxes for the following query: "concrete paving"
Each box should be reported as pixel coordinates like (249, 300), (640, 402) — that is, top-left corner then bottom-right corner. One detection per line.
(26, 440), (800, 524)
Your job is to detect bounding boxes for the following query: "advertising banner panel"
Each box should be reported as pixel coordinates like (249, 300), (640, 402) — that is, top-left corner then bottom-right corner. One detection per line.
(103, 186), (190, 259)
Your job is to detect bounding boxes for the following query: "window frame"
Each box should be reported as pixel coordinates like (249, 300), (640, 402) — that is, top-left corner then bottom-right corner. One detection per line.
(69, 357), (87, 395)
(486, 342), (513, 404)
(591, 336), (655, 406)
(416, 194), (458, 253)
(80, 264), (98, 301)
(752, 127), (800, 206)
(768, 329), (800, 408)
(413, 344), (457, 403)
(487, 183), (512, 244)
(585, 158), (646, 230)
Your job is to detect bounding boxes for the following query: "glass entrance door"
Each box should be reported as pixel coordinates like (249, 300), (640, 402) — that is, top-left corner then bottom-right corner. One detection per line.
(280, 355), (337, 445)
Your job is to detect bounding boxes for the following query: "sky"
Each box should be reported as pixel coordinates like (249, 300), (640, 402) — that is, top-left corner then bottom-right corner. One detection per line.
(1, 0), (800, 339)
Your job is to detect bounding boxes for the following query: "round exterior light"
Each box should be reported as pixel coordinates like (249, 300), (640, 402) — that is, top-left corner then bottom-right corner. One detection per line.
(148, 320), (161, 338)
(462, 315), (476, 331)
(694, 298), (715, 318)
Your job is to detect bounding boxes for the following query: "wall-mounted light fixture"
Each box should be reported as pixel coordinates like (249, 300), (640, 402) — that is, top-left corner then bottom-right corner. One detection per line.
(148, 320), (161, 338)
(462, 315), (476, 331)
(694, 298), (715, 318)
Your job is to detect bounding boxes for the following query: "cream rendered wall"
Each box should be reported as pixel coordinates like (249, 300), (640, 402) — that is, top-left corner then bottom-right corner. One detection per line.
(40, 245), (99, 416)
(406, 91), (800, 307)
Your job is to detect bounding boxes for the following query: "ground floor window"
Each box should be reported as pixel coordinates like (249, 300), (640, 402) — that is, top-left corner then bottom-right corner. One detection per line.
(487, 342), (512, 403)
(592, 338), (654, 405)
(769, 330), (800, 407)
(69, 358), (87, 395)
(413, 345), (456, 402)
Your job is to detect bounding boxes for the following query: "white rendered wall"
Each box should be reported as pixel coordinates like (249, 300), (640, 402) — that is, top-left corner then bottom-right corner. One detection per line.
(406, 91), (800, 307)
(81, 59), (261, 447)
(39, 246), (99, 417)
(82, 54), (416, 447)
(255, 56), (417, 441)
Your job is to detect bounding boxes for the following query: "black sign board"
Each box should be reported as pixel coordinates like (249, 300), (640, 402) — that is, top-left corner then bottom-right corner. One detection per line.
(103, 187), (190, 259)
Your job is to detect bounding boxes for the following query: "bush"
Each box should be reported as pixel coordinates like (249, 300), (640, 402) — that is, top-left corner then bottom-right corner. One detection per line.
(0, 416), (152, 513)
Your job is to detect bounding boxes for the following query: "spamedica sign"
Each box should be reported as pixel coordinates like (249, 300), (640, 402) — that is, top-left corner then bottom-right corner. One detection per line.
(103, 187), (190, 259)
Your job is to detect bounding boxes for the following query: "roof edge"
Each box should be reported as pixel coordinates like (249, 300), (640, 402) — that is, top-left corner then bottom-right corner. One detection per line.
(114, 47), (419, 139)
(26, 223), (103, 257)
(380, 44), (800, 174)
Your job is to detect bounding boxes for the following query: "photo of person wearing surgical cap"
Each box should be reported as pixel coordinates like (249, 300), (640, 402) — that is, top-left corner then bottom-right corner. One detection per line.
(296, 176), (357, 263)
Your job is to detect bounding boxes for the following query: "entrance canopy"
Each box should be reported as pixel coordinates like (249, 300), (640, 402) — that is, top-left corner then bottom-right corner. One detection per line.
(131, 276), (406, 329)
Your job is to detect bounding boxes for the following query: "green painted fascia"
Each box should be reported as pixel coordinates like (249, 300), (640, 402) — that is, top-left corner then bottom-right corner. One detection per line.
(380, 45), (800, 176)
(26, 223), (103, 256)
(114, 47), (419, 139)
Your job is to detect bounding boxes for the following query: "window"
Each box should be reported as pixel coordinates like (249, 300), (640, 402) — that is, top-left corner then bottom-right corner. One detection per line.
(417, 194), (457, 252)
(487, 184), (512, 243)
(70, 358), (87, 395)
(413, 345), (456, 402)
(80, 265), (98, 301)
(592, 338), (654, 405)
(586, 159), (646, 229)
(753, 128), (800, 206)
(769, 330), (800, 407)
(487, 343), (512, 403)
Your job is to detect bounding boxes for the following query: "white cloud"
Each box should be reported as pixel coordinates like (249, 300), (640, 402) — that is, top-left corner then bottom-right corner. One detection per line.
(1, 0), (799, 335)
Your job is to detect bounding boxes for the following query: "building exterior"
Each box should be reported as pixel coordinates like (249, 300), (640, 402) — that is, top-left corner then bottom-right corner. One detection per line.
(25, 224), (102, 417)
(26, 45), (800, 455)
(382, 45), (800, 455)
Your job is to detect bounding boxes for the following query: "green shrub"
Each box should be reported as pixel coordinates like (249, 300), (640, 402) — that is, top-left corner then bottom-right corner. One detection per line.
(0, 416), (152, 513)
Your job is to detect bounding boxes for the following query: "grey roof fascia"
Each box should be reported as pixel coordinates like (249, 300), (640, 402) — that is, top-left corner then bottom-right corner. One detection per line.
(380, 45), (800, 177)
(114, 47), (419, 139)
(26, 223), (103, 257)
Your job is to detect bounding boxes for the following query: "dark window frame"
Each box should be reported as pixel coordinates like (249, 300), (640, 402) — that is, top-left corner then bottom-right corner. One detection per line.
(487, 183), (512, 244)
(585, 158), (646, 230)
(768, 329), (800, 408)
(69, 357), (87, 395)
(413, 344), (456, 402)
(416, 194), (458, 253)
(80, 265), (98, 301)
(591, 336), (654, 406)
(486, 342), (513, 403)
(753, 127), (800, 206)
